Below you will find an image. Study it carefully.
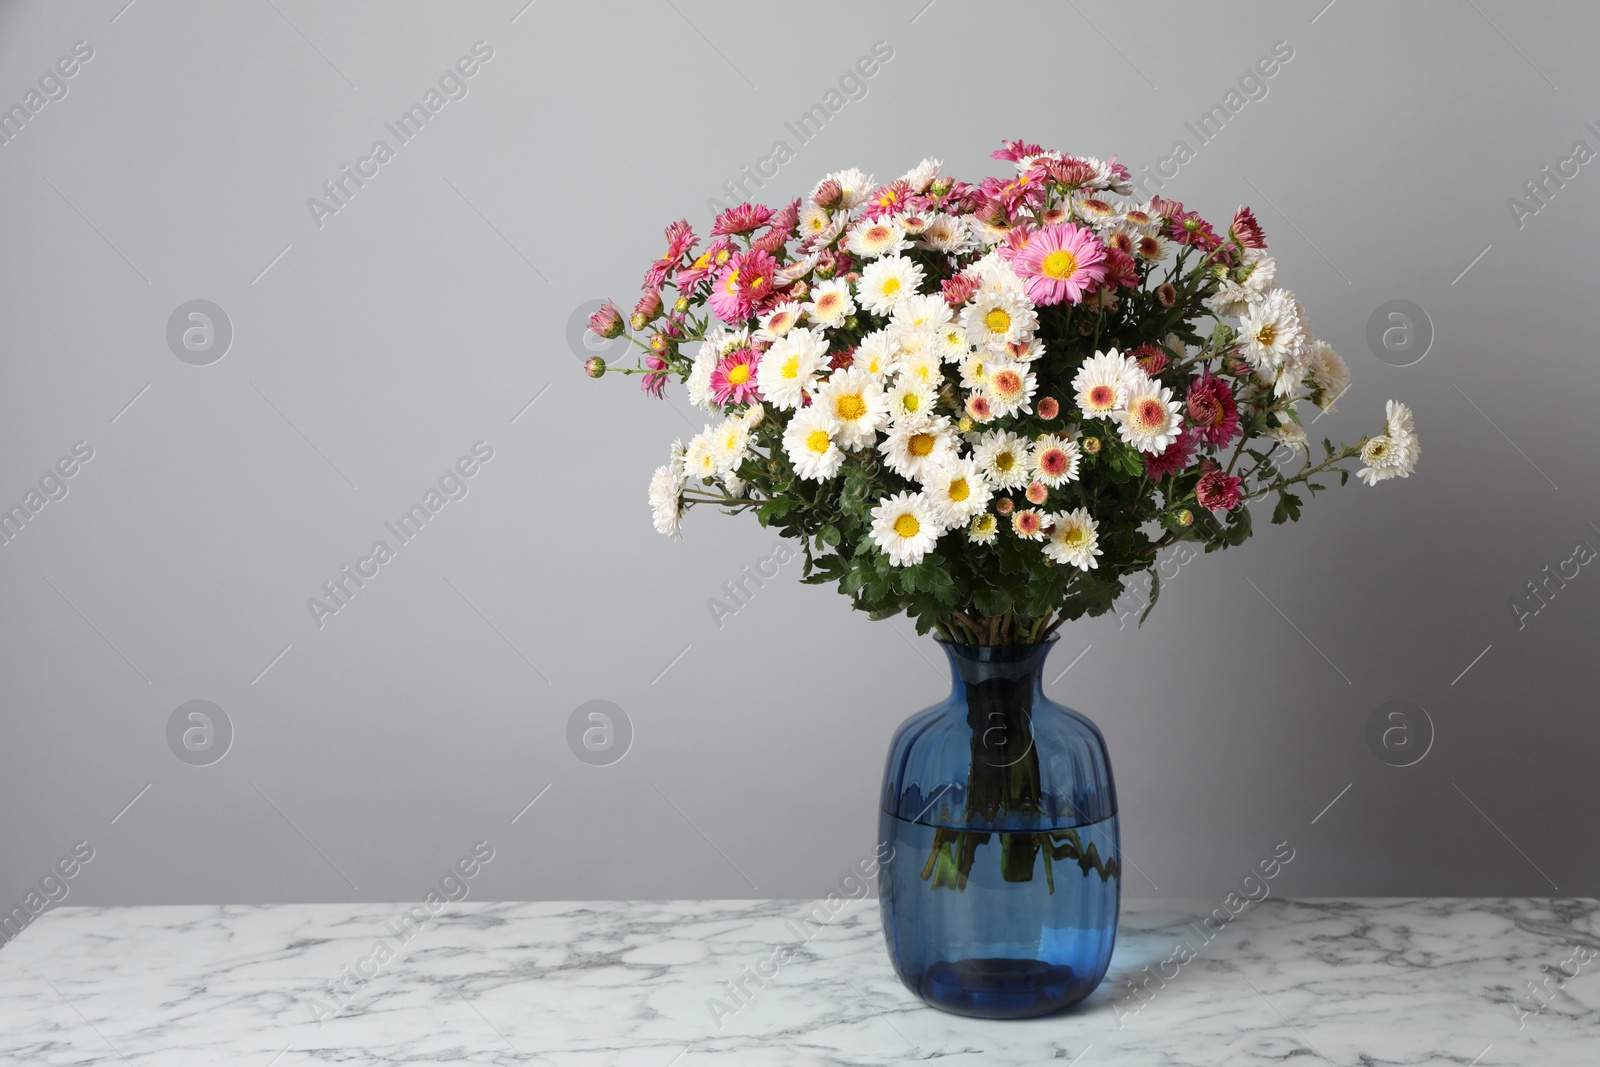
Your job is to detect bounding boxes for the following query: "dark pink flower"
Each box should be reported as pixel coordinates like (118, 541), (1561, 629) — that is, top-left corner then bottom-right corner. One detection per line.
(1195, 461), (1243, 511)
(1186, 374), (1240, 446)
(1130, 343), (1167, 377)
(675, 237), (734, 290)
(1231, 205), (1267, 249)
(711, 202), (773, 237)
(1101, 247), (1139, 290)
(942, 273), (980, 307)
(734, 249), (778, 305)
(1144, 430), (1196, 479)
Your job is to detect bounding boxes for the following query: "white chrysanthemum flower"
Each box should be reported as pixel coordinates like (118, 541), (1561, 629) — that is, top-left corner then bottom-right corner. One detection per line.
(896, 348), (943, 391)
(1031, 434), (1081, 488)
(648, 462), (687, 539)
(1206, 279), (1252, 319)
(685, 349), (717, 410)
(1113, 378), (1184, 454)
(972, 253), (1028, 296)
(892, 324), (938, 367)
(1267, 415), (1308, 455)
(1239, 289), (1308, 376)
(968, 512), (999, 544)
(798, 203), (832, 242)
(922, 457), (992, 526)
(1011, 508), (1048, 541)
(974, 429), (1033, 489)
(886, 376), (937, 422)
(959, 350), (995, 391)
(1360, 399), (1421, 484)
(858, 255), (925, 316)
(813, 367), (888, 449)
(845, 217), (909, 259)
(1133, 232), (1171, 264)
(757, 327), (827, 410)
(1239, 252), (1276, 294)
(1044, 508), (1102, 569)
(782, 406), (845, 481)
(742, 403), (765, 429)
(1072, 349), (1140, 418)
(683, 427), (719, 481)
(1081, 154), (1131, 194)
(708, 416), (750, 475)
(917, 213), (974, 255)
(804, 278), (855, 328)
(1357, 404), (1419, 486)
(756, 301), (803, 342)
(879, 415), (958, 482)
(870, 491), (941, 567)
(1123, 201), (1162, 235)
(891, 294), (953, 332)
(852, 331), (898, 379)
(1072, 195), (1122, 228)
(1308, 340), (1350, 412)
(901, 157), (942, 193)
(896, 211), (932, 236)
(933, 322), (971, 364)
(984, 358), (1038, 417)
(816, 168), (873, 209)
(961, 288), (1037, 351)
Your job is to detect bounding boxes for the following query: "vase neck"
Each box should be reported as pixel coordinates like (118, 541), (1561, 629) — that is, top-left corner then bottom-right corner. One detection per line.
(939, 640), (1054, 699)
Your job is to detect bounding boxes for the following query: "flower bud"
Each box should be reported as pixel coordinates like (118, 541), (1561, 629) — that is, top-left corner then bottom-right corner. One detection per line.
(994, 497), (1015, 516)
(630, 312), (648, 332)
(633, 289), (663, 324)
(929, 176), (953, 196)
(813, 179), (843, 209)
(587, 300), (624, 339)
(957, 416), (974, 433)
(583, 357), (606, 378)
(1082, 436), (1101, 454)
(674, 296), (689, 313)
(1025, 481), (1048, 505)
(1037, 396), (1060, 420)
(1176, 508), (1194, 527)
(743, 403), (765, 428)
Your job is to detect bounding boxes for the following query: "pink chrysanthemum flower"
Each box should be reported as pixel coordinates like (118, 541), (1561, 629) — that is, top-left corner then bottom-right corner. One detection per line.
(734, 249), (778, 306)
(708, 263), (751, 323)
(641, 354), (668, 399)
(1196, 461), (1243, 511)
(712, 202), (774, 237)
(643, 220), (696, 288)
(942, 273), (981, 307)
(862, 179), (912, 219)
(1130, 343), (1168, 377)
(1012, 222), (1108, 306)
(1186, 374), (1240, 446)
(676, 237), (734, 290)
(1011, 508), (1046, 540)
(710, 348), (762, 405)
(991, 139), (1047, 163)
(1168, 209), (1222, 253)
(1143, 429), (1196, 479)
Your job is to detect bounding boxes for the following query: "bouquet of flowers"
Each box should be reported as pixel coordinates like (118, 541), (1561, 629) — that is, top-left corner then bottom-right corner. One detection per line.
(587, 140), (1418, 644)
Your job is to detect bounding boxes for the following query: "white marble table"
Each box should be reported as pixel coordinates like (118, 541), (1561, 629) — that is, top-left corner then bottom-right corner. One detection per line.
(2, 898), (1596, 1065)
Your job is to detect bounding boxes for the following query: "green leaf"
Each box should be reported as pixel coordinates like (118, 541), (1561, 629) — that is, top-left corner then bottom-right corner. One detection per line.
(1271, 490), (1302, 525)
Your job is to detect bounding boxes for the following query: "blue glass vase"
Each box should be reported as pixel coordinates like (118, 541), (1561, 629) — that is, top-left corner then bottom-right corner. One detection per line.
(878, 638), (1120, 1018)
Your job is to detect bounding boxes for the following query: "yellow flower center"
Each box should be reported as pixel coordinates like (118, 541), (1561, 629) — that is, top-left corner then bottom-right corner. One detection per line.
(806, 429), (831, 454)
(909, 433), (936, 457)
(894, 513), (920, 538)
(949, 477), (970, 502)
(1042, 248), (1078, 280)
(748, 274), (765, 289)
(882, 277), (901, 296)
(985, 308), (1011, 333)
(727, 363), (751, 385)
(903, 393), (921, 413)
(995, 451), (1015, 471)
(836, 394), (866, 420)
(1257, 324), (1277, 346)
(1063, 526), (1087, 547)
(781, 356), (800, 379)
(724, 270), (740, 293)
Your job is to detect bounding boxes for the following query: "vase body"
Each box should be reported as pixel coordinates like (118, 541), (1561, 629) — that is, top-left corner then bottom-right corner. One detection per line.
(877, 639), (1120, 1018)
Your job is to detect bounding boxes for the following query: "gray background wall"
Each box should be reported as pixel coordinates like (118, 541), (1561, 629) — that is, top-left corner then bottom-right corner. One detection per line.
(2, 0), (1596, 914)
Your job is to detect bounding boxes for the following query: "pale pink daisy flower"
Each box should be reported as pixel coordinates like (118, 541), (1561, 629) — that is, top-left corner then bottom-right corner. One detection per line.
(1012, 222), (1107, 306)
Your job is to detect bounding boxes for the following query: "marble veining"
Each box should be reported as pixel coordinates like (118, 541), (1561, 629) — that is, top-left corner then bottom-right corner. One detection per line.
(1, 897), (1596, 1065)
